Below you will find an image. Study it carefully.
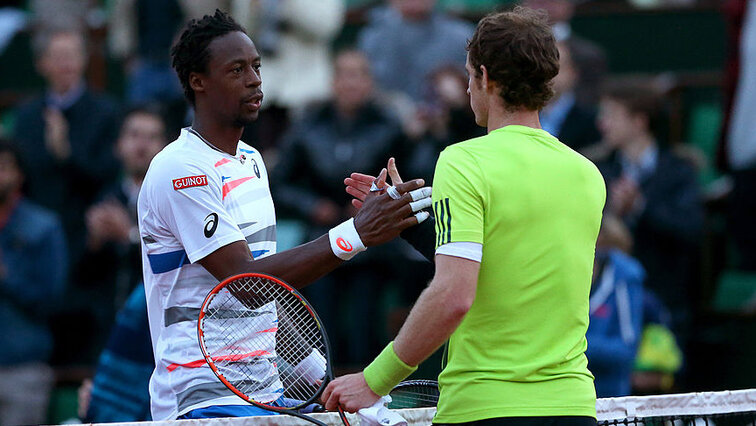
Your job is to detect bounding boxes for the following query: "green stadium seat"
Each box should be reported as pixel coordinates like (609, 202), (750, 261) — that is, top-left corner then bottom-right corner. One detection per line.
(713, 269), (756, 313)
(47, 385), (80, 424)
(686, 102), (722, 186)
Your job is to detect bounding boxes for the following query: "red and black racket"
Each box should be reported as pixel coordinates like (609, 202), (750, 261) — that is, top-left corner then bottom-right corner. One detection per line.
(198, 273), (349, 426)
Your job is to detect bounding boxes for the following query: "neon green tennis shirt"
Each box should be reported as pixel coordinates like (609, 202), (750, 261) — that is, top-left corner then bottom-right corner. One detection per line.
(431, 125), (605, 423)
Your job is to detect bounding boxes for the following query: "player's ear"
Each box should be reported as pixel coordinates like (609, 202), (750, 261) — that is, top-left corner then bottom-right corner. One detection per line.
(189, 72), (205, 95)
(479, 65), (490, 92)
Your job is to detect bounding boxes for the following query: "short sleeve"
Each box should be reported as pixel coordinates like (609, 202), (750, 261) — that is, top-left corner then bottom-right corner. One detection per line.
(147, 159), (245, 263)
(432, 147), (485, 249)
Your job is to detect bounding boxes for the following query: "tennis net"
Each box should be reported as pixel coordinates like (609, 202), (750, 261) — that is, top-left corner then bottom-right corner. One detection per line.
(91, 388), (756, 425)
(596, 388), (756, 425)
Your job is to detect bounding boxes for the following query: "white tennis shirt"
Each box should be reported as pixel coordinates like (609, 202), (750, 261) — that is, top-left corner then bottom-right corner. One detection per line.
(137, 128), (279, 419)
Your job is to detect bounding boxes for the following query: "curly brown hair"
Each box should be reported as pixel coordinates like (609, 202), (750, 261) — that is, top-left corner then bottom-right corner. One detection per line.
(467, 7), (560, 111)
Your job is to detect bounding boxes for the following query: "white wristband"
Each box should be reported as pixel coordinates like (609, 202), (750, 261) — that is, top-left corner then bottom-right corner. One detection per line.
(328, 218), (366, 260)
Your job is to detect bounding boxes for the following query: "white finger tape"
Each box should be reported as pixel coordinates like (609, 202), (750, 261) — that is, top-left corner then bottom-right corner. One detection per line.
(408, 186), (432, 202)
(410, 197), (432, 213)
(328, 218), (367, 260)
(387, 186), (401, 200)
(415, 211), (430, 223)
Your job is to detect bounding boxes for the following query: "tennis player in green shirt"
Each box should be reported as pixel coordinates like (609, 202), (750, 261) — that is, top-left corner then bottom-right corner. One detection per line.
(323, 7), (606, 425)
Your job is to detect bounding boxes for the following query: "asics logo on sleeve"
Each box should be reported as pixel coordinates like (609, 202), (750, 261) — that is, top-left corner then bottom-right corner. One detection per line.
(204, 213), (219, 238)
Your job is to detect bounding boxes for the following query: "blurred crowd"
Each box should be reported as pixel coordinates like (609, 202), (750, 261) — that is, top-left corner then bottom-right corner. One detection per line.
(0, 0), (754, 423)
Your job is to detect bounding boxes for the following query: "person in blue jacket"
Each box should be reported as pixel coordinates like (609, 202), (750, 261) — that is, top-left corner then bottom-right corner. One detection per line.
(587, 214), (662, 398)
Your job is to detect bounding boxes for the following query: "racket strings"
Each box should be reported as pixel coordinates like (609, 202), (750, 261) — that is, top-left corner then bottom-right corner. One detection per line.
(200, 276), (327, 407)
(388, 381), (440, 409)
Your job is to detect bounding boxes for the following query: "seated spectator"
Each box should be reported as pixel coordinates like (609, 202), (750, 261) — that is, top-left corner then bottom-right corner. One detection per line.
(12, 26), (120, 365)
(540, 38), (603, 152)
(272, 50), (406, 229)
(721, 0), (756, 270)
(589, 82), (703, 344)
(108, 0), (185, 105)
(358, 0), (473, 101)
(587, 214), (682, 397)
(79, 284), (153, 423)
(521, 0), (575, 41)
(77, 105), (168, 351)
(12, 26), (120, 270)
(271, 49), (409, 366)
(404, 64), (484, 184)
(631, 294), (682, 395)
(234, 0), (345, 156)
(588, 214), (645, 398)
(0, 139), (67, 425)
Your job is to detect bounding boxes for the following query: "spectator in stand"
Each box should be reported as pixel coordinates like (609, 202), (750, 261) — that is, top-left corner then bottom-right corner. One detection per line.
(232, 0), (345, 157)
(587, 214), (681, 397)
(540, 38), (603, 152)
(404, 65), (484, 184)
(522, 0), (606, 106)
(12, 27), (120, 265)
(358, 0), (473, 101)
(76, 107), (168, 420)
(586, 214), (645, 398)
(78, 105), (168, 347)
(589, 82), (702, 344)
(521, 0), (575, 41)
(271, 49), (407, 365)
(0, 139), (67, 425)
(79, 285), (153, 422)
(720, 0), (756, 270)
(12, 27), (120, 365)
(108, 0), (185, 106)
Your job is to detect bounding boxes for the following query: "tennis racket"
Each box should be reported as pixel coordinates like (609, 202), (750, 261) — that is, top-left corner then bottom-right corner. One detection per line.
(198, 272), (349, 426)
(387, 379), (440, 409)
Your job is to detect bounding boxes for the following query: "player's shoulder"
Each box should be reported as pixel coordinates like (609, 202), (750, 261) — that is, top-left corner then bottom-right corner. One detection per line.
(436, 134), (490, 171)
(440, 134), (489, 158)
(237, 140), (261, 159)
(141, 132), (219, 199)
(148, 133), (214, 178)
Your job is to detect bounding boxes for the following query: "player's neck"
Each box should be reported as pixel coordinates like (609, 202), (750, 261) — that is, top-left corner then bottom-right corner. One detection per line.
(485, 105), (542, 133)
(191, 116), (243, 156)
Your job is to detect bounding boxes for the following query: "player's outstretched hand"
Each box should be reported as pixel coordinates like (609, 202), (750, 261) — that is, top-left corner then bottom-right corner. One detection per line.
(322, 372), (379, 413)
(353, 171), (430, 246)
(346, 157), (410, 209)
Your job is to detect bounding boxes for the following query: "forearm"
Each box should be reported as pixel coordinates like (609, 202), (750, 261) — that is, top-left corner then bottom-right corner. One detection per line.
(250, 236), (345, 288)
(362, 262), (476, 396)
(393, 279), (468, 366)
(207, 235), (344, 289)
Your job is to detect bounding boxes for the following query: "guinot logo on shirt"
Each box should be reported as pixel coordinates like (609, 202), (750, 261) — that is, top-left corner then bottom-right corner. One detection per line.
(173, 175), (208, 190)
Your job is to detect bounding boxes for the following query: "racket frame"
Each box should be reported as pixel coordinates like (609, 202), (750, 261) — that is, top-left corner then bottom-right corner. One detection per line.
(197, 272), (346, 425)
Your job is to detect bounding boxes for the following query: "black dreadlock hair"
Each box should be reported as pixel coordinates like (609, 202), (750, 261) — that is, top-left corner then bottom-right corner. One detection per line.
(170, 9), (246, 105)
